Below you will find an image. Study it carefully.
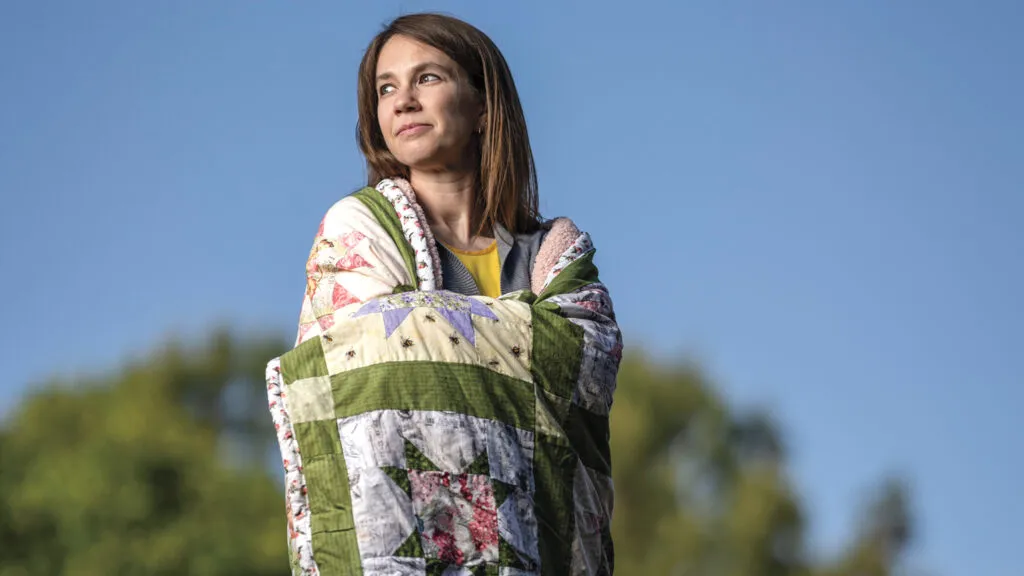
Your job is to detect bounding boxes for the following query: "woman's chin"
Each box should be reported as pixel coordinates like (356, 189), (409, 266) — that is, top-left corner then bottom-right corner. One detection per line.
(394, 148), (440, 170)
(399, 156), (462, 175)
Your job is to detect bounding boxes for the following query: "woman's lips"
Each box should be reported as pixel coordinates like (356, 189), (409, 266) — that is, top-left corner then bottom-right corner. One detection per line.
(397, 124), (430, 137)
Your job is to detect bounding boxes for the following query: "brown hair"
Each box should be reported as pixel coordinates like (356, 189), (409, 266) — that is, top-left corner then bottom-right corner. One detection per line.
(356, 12), (541, 235)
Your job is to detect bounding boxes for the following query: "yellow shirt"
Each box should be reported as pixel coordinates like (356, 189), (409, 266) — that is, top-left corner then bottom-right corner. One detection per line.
(444, 241), (501, 298)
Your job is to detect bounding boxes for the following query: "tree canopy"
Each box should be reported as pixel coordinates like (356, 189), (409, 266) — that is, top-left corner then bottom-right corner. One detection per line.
(609, 353), (914, 576)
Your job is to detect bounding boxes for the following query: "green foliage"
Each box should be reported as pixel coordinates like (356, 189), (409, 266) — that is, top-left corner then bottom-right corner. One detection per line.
(0, 329), (291, 576)
(610, 352), (915, 576)
(0, 331), (917, 575)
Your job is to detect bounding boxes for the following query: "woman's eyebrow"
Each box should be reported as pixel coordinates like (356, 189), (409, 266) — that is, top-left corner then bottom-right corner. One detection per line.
(376, 61), (451, 83)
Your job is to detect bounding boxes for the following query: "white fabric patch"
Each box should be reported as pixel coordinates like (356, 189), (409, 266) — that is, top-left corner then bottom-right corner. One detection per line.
(570, 462), (614, 575)
(570, 316), (620, 415)
(497, 490), (540, 567)
(348, 466), (418, 558)
(546, 288), (621, 415)
(500, 569), (539, 576)
(361, 556), (425, 575)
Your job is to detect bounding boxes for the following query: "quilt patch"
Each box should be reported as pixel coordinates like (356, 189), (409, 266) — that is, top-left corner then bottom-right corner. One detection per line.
(352, 291), (498, 345)
(338, 410), (539, 574)
(297, 196), (416, 345)
(317, 295), (534, 383)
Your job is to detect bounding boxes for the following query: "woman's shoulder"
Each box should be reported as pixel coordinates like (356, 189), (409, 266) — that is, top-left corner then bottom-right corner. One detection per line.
(314, 187), (390, 237)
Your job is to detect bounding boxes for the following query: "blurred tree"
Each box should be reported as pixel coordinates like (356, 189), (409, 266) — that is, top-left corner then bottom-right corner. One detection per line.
(0, 331), (919, 575)
(609, 352), (917, 576)
(0, 328), (290, 576)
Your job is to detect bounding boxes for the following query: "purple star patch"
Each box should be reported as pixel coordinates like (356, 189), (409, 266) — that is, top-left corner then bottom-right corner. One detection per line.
(352, 291), (498, 346)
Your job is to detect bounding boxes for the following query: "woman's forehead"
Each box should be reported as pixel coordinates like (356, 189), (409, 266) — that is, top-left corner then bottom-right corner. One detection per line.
(376, 35), (456, 76)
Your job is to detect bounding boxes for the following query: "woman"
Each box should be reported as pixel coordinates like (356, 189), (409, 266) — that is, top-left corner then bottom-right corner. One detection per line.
(269, 13), (622, 575)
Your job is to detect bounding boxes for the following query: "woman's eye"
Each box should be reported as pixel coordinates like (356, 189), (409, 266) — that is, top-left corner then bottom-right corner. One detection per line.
(419, 73), (440, 83)
(378, 84), (395, 96)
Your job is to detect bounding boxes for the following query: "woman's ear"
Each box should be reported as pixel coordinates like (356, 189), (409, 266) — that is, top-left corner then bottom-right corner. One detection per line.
(476, 100), (486, 133)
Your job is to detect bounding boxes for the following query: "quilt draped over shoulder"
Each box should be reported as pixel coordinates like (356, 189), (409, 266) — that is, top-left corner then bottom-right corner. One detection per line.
(266, 179), (623, 575)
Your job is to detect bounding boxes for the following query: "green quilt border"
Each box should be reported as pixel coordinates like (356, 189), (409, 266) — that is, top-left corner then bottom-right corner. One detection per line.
(280, 336), (329, 385)
(310, 529), (361, 574)
(331, 361), (537, 431)
(534, 440), (576, 575)
(531, 303), (583, 401)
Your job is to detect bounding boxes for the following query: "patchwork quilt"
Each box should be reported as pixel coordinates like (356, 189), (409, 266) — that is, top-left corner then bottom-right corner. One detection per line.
(266, 179), (623, 575)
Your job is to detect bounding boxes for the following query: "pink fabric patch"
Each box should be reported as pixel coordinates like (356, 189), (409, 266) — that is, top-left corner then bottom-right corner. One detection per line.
(317, 314), (335, 331)
(338, 252), (370, 270)
(332, 283), (358, 309)
(531, 217), (580, 294)
(408, 471), (499, 565)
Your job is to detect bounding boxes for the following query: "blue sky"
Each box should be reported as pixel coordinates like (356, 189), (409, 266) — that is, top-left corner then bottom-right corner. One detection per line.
(1, 1), (1021, 574)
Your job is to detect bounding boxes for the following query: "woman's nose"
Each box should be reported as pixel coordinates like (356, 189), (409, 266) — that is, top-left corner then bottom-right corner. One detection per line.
(393, 87), (420, 114)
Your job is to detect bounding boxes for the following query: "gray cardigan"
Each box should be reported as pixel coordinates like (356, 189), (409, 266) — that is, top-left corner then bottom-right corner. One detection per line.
(436, 223), (548, 296)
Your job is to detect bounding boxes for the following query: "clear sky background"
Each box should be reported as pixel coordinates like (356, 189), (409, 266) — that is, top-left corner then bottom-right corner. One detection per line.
(1, 1), (1021, 574)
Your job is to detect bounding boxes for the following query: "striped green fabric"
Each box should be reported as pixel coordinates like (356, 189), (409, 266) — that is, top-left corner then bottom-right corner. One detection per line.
(330, 362), (537, 430)
(281, 336), (329, 384)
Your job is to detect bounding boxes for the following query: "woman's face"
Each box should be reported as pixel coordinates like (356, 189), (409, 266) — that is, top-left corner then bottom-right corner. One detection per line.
(375, 35), (483, 173)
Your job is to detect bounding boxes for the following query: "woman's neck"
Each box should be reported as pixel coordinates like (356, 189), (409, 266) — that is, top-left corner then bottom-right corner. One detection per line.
(409, 170), (492, 251)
